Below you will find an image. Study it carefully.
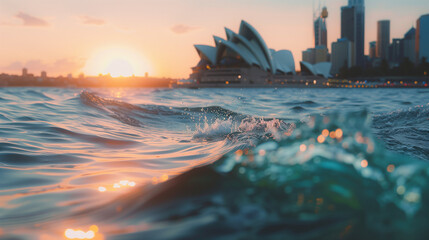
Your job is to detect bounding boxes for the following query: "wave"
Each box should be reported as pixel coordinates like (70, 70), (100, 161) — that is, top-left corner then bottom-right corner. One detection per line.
(284, 100), (318, 106)
(373, 104), (429, 160)
(80, 91), (196, 127)
(71, 110), (429, 239)
(291, 106), (306, 111)
(80, 91), (292, 146)
(25, 90), (54, 100)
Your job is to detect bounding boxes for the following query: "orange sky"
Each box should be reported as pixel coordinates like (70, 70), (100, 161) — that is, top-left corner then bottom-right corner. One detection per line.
(0, 0), (428, 78)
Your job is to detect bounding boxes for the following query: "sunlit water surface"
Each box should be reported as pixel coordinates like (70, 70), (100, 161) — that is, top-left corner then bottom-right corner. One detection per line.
(0, 87), (428, 239)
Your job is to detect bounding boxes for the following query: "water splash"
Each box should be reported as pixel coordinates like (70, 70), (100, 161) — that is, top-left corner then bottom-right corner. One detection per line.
(193, 116), (293, 145)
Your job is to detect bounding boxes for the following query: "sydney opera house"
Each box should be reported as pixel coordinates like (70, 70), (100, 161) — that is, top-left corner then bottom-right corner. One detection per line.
(188, 20), (329, 86)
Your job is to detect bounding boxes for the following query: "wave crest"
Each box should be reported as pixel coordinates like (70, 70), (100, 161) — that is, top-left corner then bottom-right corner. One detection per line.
(193, 116), (294, 144)
(96, 110), (429, 239)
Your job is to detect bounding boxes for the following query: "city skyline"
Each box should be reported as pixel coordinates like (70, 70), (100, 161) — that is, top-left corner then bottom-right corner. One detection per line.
(1, 0), (429, 78)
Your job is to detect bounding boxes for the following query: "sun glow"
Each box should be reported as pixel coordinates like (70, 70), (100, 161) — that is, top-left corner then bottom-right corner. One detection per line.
(83, 47), (152, 77)
(105, 58), (134, 77)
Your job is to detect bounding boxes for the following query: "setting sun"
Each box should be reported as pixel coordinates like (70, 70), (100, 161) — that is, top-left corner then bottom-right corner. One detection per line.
(105, 58), (134, 77)
(83, 47), (152, 77)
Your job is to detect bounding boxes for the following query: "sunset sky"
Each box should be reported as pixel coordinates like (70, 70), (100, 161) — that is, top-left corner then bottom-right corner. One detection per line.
(1, 0), (428, 78)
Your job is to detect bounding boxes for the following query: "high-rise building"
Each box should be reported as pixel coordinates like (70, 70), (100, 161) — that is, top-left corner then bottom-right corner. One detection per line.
(389, 38), (402, 65)
(341, 6), (355, 44)
(341, 0), (365, 68)
(22, 68), (28, 77)
(302, 49), (314, 64)
(369, 41), (376, 59)
(302, 46), (329, 64)
(416, 14), (429, 63)
(377, 20), (390, 60)
(314, 46), (329, 63)
(41, 71), (47, 79)
(331, 38), (355, 75)
(314, 7), (328, 48)
(402, 27), (416, 63)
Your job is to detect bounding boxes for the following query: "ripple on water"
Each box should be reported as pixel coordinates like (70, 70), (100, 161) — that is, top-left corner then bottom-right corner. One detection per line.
(25, 90), (54, 100)
(0, 153), (91, 165)
(291, 106), (306, 112)
(283, 100), (317, 106)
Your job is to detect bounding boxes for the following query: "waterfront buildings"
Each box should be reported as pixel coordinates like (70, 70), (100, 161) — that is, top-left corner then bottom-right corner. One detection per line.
(331, 38), (354, 75)
(341, 0), (365, 68)
(377, 20), (390, 60)
(302, 6), (329, 66)
(302, 46), (329, 64)
(370, 24), (417, 67)
(416, 14), (429, 63)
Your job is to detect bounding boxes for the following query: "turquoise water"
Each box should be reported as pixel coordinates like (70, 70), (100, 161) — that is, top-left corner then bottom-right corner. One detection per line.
(0, 87), (428, 239)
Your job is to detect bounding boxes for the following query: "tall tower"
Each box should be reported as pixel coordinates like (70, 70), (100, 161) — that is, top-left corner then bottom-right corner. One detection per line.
(403, 27), (416, 63)
(314, 7), (328, 48)
(416, 14), (429, 63)
(341, 0), (365, 68)
(377, 20), (390, 60)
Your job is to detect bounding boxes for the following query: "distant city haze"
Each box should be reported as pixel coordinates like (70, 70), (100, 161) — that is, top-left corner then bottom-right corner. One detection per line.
(0, 0), (428, 78)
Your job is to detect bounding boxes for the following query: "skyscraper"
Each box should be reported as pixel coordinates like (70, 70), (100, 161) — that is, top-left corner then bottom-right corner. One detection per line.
(416, 14), (429, 63)
(402, 27), (415, 63)
(369, 41), (376, 59)
(377, 20), (390, 60)
(314, 7), (328, 48)
(341, 6), (355, 44)
(341, 0), (365, 68)
(331, 38), (355, 75)
(389, 38), (402, 64)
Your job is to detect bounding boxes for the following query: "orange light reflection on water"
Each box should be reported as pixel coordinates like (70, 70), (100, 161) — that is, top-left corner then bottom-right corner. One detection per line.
(65, 225), (100, 239)
(98, 180), (136, 192)
(387, 164), (395, 173)
(317, 135), (325, 143)
(360, 160), (368, 168)
(335, 129), (343, 139)
(151, 174), (169, 185)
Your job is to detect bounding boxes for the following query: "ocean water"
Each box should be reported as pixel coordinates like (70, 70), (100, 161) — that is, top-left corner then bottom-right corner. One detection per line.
(0, 87), (428, 240)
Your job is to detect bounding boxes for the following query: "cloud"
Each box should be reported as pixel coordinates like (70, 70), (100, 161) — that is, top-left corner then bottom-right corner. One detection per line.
(15, 12), (49, 27)
(80, 16), (105, 26)
(170, 24), (199, 34)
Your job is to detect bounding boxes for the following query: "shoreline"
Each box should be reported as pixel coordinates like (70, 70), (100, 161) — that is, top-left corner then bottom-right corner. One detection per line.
(0, 75), (427, 89)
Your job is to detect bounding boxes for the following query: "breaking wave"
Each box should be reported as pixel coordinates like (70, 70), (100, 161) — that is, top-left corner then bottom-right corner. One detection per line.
(73, 110), (429, 240)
